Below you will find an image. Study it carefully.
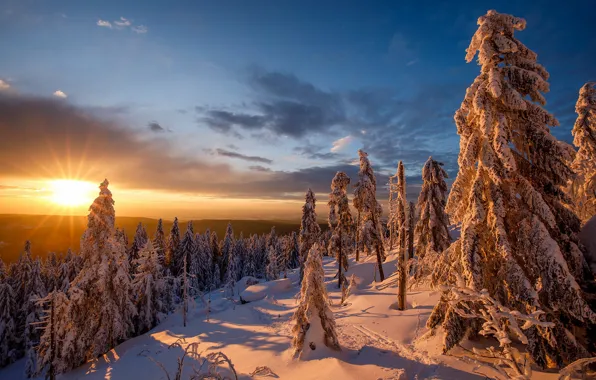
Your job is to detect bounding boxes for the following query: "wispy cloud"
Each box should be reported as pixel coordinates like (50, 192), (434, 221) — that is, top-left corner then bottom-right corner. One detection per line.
(113, 17), (131, 28)
(331, 135), (352, 153)
(53, 90), (67, 98)
(96, 17), (148, 34)
(97, 19), (112, 28)
(131, 25), (148, 34)
(214, 148), (273, 164)
(0, 79), (9, 91)
(148, 121), (171, 133)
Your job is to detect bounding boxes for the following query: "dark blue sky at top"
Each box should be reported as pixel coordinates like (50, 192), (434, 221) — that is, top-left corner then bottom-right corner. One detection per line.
(1, 0), (595, 200)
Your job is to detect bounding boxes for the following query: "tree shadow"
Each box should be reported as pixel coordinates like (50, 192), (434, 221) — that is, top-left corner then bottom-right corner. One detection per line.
(349, 345), (487, 380)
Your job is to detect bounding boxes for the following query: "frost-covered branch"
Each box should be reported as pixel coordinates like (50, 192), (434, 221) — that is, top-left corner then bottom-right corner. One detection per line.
(440, 281), (554, 380)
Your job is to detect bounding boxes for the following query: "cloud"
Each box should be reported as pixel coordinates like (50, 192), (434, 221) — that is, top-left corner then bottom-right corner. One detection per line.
(113, 17), (131, 28)
(293, 145), (339, 160)
(0, 91), (438, 203)
(331, 135), (352, 153)
(97, 19), (112, 28)
(214, 148), (273, 164)
(198, 67), (463, 178)
(198, 68), (345, 138)
(249, 165), (271, 172)
(53, 90), (67, 98)
(0, 92), (242, 196)
(0, 79), (9, 90)
(131, 25), (148, 34)
(148, 121), (167, 133)
(96, 17), (147, 34)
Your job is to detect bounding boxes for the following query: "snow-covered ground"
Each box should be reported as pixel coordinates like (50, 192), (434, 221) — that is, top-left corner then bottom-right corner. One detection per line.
(0, 252), (562, 380)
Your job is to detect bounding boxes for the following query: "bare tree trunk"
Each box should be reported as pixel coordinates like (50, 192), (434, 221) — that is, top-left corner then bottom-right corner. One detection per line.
(389, 176), (394, 250)
(183, 256), (188, 327)
(372, 214), (385, 282)
(338, 229), (343, 289)
(355, 211), (360, 262)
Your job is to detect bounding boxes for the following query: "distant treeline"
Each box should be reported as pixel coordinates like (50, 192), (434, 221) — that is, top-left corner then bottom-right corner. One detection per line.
(0, 214), (327, 263)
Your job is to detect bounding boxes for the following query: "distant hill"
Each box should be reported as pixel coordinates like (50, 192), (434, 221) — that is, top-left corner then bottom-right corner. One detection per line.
(0, 214), (328, 263)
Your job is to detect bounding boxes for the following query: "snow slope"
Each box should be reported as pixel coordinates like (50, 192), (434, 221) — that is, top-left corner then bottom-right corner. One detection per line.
(0, 252), (562, 380)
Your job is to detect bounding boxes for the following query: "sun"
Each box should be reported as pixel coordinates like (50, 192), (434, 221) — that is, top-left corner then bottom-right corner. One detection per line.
(49, 180), (96, 207)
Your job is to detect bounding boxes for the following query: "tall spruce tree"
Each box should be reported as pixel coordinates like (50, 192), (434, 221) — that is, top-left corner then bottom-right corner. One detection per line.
(0, 264), (17, 367)
(133, 241), (166, 334)
(299, 189), (321, 282)
(220, 223), (234, 283)
(291, 243), (340, 359)
(128, 222), (148, 271)
(153, 219), (167, 269)
(24, 258), (46, 377)
(327, 172), (354, 289)
(427, 10), (596, 367)
(353, 150), (385, 281)
(413, 157), (451, 283)
(570, 82), (596, 223)
(166, 217), (181, 271)
(66, 179), (136, 368)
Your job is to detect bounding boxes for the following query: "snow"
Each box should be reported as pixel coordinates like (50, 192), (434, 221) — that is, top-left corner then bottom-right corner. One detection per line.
(0, 252), (564, 380)
(239, 277), (292, 303)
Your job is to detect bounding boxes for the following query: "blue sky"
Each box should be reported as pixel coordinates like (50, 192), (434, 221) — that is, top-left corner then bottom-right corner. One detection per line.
(1, 0), (595, 217)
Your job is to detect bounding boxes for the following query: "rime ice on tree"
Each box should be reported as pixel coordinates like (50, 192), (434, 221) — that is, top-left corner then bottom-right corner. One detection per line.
(291, 243), (340, 359)
(427, 10), (596, 367)
(353, 150), (385, 281)
(327, 172), (354, 289)
(570, 82), (596, 223)
(299, 189), (321, 282)
(412, 157), (451, 284)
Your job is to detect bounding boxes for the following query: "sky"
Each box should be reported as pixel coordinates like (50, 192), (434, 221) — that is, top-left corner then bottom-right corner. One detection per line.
(0, 0), (595, 219)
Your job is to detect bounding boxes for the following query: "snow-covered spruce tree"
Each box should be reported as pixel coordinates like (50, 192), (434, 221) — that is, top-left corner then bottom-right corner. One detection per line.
(166, 217), (181, 271)
(59, 249), (78, 292)
(299, 189), (322, 282)
(243, 235), (258, 278)
(427, 11), (596, 367)
(327, 172), (355, 289)
(198, 231), (213, 291)
(66, 179), (136, 368)
(0, 266), (17, 367)
(353, 150), (385, 281)
(24, 258), (47, 377)
(570, 82), (596, 223)
(291, 243), (340, 359)
(153, 218), (167, 269)
(288, 231), (300, 269)
(35, 290), (70, 379)
(10, 241), (34, 356)
(129, 222), (148, 272)
(176, 221), (195, 277)
(209, 231), (221, 287)
(266, 244), (280, 281)
(42, 252), (61, 293)
(133, 241), (166, 334)
(225, 234), (243, 287)
(219, 223), (234, 283)
(413, 157), (451, 283)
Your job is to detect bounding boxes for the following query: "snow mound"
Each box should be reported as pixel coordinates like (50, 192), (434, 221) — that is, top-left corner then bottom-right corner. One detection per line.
(235, 276), (260, 294)
(239, 277), (292, 303)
